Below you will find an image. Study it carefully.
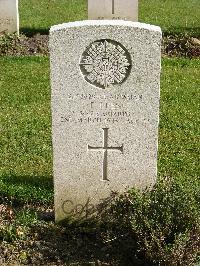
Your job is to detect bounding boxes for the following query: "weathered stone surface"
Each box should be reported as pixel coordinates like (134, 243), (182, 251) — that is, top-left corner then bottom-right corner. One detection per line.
(0, 0), (19, 34)
(88, 0), (138, 21)
(50, 20), (162, 222)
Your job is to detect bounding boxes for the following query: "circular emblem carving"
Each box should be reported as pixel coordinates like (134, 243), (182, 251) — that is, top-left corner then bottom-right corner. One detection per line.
(80, 39), (131, 89)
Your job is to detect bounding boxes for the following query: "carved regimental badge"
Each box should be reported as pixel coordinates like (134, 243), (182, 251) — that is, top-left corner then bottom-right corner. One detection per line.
(80, 39), (131, 89)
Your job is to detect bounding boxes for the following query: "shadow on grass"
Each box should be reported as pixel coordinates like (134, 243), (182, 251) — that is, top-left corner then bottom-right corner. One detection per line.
(0, 193), (144, 265)
(20, 27), (49, 36)
(0, 174), (53, 188)
(163, 26), (200, 37)
(27, 217), (145, 265)
(2, 179), (199, 265)
(20, 26), (200, 38)
(0, 174), (53, 206)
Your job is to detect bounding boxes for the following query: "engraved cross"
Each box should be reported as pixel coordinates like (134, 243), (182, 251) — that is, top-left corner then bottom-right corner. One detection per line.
(88, 128), (123, 181)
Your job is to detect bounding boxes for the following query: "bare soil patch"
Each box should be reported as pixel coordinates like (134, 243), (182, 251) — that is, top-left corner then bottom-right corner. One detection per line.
(0, 33), (200, 58)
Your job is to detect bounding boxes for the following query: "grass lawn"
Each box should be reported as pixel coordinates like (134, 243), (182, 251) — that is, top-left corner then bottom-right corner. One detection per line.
(19, 0), (200, 36)
(159, 58), (200, 180)
(0, 57), (53, 204)
(0, 56), (199, 205)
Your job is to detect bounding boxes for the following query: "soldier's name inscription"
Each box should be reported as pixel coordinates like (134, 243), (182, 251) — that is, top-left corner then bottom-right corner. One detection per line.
(60, 92), (144, 125)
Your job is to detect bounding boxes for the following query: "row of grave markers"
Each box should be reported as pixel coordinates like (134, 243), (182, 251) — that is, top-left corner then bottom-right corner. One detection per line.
(0, 0), (138, 35)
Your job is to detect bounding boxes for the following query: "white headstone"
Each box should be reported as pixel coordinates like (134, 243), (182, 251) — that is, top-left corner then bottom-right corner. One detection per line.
(50, 20), (162, 222)
(0, 0), (19, 34)
(88, 0), (138, 21)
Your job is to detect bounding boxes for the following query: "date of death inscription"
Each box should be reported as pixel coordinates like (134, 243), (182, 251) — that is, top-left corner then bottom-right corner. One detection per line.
(61, 111), (135, 124)
(60, 93), (143, 125)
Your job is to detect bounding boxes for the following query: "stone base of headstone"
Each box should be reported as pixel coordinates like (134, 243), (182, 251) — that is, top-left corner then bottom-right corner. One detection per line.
(50, 20), (162, 222)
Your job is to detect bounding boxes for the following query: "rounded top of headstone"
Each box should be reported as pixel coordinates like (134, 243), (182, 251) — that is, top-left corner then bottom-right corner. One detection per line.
(50, 20), (162, 34)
